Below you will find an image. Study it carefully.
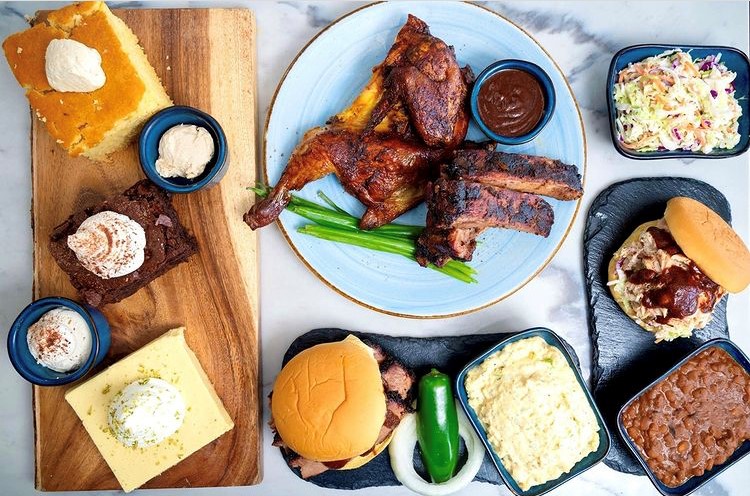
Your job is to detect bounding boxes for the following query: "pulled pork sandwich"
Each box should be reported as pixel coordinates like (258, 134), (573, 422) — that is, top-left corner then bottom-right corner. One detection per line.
(608, 197), (750, 342)
(270, 335), (415, 478)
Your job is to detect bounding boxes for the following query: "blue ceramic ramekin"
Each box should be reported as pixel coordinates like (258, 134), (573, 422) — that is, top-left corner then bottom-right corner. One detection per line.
(470, 60), (556, 145)
(456, 327), (610, 496)
(607, 44), (750, 159)
(7, 297), (111, 386)
(139, 105), (229, 193)
(617, 338), (750, 496)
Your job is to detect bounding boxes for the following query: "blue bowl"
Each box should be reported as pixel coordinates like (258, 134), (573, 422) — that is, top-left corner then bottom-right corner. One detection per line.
(617, 338), (750, 496)
(7, 297), (111, 386)
(470, 60), (556, 145)
(456, 328), (610, 496)
(139, 105), (229, 193)
(607, 44), (750, 159)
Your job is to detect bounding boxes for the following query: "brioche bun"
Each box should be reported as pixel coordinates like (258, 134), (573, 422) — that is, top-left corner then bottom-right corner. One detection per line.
(664, 197), (750, 293)
(271, 335), (386, 463)
(608, 221), (665, 334)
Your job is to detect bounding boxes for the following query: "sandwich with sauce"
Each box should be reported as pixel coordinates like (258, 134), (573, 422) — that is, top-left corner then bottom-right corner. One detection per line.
(270, 335), (415, 478)
(608, 197), (750, 342)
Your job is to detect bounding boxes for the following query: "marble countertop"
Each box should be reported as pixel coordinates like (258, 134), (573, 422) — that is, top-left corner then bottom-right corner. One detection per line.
(1, 1), (748, 495)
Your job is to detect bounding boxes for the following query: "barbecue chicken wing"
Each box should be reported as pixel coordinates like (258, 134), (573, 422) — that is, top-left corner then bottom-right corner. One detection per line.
(244, 15), (472, 230)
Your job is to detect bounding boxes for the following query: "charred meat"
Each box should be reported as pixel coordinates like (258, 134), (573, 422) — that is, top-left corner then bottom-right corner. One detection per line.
(245, 15), (472, 231)
(416, 179), (554, 267)
(441, 149), (583, 201)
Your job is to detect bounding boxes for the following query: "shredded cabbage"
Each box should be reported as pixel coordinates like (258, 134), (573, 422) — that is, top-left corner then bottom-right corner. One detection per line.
(614, 49), (742, 153)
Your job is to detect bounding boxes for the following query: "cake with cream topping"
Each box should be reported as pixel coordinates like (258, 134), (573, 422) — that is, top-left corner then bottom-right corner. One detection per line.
(49, 180), (197, 306)
(2, 1), (171, 161)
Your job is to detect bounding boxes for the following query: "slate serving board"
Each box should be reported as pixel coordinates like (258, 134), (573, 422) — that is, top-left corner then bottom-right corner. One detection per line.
(279, 328), (582, 490)
(584, 178), (731, 475)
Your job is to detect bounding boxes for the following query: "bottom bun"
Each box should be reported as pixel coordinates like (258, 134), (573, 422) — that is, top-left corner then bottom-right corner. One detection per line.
(341, 431), (395, 470)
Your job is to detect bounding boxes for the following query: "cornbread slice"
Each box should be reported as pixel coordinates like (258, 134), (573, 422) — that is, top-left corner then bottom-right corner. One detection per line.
(2, 1), (171, 161)
(65, 327), (234, 492)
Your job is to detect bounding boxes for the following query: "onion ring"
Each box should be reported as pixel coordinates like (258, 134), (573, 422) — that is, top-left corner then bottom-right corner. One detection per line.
(389, 399), (484, 495)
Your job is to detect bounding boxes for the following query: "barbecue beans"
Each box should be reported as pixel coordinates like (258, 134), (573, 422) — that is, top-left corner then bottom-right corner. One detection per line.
(621, 347), (750, 487)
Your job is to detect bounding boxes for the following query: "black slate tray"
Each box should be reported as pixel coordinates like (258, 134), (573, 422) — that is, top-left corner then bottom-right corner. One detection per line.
(279, 328), (582, 490)
(583, 178), (731, 475)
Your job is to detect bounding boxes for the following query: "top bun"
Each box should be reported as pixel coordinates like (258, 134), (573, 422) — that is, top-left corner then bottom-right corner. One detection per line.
(271, 335), (386, 462)
(665, 197), (750, 293)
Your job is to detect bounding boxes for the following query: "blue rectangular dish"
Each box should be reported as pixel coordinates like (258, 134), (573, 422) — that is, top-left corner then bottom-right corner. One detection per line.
(617, 338), (750, 496)
(455, 328), (611, 496)
(607, 44), (750, 159)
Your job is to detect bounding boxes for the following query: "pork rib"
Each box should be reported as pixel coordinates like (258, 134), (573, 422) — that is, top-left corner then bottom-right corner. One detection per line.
(442, 149), (583, 200)
(416, 179), (554, 267)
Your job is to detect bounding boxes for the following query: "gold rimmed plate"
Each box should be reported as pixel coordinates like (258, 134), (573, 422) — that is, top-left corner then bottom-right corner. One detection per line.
(263, 1), (586, 318)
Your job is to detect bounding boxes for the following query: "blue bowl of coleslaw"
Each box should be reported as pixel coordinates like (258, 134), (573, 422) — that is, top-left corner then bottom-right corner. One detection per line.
(607, 44), (749, 159)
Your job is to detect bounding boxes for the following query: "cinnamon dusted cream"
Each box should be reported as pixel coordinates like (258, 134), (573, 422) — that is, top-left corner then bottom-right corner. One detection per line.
(67, 211), (146, 279)
(27, 307), (92, 372)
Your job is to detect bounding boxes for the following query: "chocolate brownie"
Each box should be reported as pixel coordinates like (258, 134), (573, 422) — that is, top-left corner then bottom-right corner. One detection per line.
(50, 180), (198, 306)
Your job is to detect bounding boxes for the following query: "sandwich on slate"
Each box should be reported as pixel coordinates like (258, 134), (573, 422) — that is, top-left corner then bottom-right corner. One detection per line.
(270, 335), (415, 478)
(608, 196), (750, 342)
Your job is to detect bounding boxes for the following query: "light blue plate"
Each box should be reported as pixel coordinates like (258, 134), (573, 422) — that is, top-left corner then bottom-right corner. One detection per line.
(264, 1), (586, 318)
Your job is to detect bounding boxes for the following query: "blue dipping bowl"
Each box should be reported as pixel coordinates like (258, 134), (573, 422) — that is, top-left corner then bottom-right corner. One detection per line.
(7, 297), (111, 386)
(617, 338), (750, 496)
(139, 105), (229, 193)
(607, 44), (750, 159)
(456, 328), (610, 496)
(470, 60), (556, 145)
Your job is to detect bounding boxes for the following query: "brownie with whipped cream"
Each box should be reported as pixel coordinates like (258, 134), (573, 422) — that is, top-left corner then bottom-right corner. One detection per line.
(49, 180), (198, 306)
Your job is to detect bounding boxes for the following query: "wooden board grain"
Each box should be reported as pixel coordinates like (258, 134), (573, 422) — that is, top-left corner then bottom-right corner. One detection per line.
(31, 8), (260, 491)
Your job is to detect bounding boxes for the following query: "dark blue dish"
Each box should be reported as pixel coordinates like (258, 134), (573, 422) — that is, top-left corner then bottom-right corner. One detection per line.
(456, 327), (611, 496)
(607, 44), (750, 159)
(7, 297), (110, 386)
(139, 105), (229, 193)
(617, 339), (750, 496)
(470, 60), (556, 145)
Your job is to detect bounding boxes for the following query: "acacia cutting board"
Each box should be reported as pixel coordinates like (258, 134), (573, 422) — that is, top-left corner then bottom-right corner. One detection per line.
(30, 8), (260, 491)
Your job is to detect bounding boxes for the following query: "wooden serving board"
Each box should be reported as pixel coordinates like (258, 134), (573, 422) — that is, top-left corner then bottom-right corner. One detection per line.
(31, 8), (260, 491)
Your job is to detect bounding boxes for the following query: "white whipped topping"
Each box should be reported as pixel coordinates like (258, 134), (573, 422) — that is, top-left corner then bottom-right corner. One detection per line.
(26, 307), (92, 373)
(108, 378), (186, 448)
(45, 39), (106, 93)
(67, 211), (146, 279)
(155, 124), (215, 179)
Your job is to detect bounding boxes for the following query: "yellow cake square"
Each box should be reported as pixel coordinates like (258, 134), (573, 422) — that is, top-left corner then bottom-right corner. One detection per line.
(2, 1), (172, 161)
(64, 327), (234, 492)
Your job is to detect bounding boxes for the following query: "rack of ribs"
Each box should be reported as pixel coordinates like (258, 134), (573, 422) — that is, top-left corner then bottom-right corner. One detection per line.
(416, 178), (555, 267)
(441, 149), (583, 200)
(416, 149), (583, 267)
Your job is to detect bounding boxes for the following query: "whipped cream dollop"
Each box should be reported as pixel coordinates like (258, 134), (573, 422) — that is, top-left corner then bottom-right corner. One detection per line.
(108, 378), (186, 448)
(27, 307), (92, 373)
(67, 211), (146, 279)
(155, 124), (215, 179)
(45, 39), (106, 93)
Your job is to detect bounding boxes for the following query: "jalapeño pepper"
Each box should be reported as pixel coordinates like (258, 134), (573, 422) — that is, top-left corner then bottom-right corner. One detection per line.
(417, 369), (459, 483)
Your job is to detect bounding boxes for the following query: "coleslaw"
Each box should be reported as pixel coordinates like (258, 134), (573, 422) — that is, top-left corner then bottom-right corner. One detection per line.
(613, 49), (742, 153)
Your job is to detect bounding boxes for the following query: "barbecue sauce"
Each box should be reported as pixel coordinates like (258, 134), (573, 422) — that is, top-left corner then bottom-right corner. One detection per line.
(477, 69), (545, 137)
(625, 227), (721, 322)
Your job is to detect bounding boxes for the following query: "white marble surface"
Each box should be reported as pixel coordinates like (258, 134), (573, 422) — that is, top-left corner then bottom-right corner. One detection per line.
(0, 1), (749, 495)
